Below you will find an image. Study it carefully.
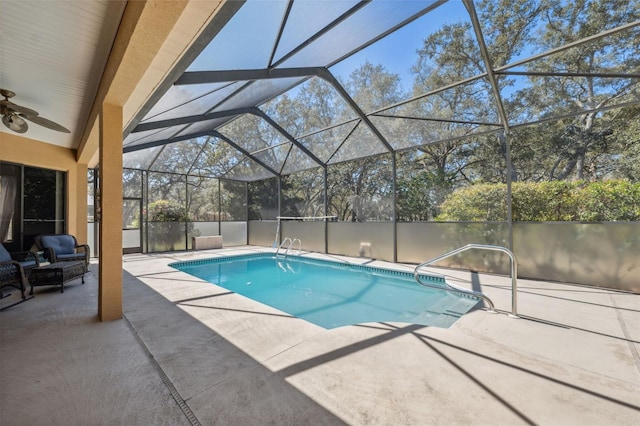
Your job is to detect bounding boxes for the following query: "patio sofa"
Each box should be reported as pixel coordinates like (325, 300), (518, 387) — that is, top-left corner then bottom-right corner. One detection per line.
(35, 234), (90, 272)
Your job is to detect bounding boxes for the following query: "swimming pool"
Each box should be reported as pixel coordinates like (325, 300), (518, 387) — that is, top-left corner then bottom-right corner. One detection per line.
(170, 253), (480, 329)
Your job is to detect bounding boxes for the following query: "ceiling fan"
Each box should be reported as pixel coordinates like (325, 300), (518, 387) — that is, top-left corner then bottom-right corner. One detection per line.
(0, 88), (70, 134)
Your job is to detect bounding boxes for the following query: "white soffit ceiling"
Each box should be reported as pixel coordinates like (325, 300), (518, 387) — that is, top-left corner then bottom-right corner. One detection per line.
(0, 0), (126, 148)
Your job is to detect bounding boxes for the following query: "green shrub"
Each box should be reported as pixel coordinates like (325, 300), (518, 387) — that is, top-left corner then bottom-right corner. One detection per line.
(576, 180), (640, 221)
(512, 181), (578, 221)
(436, 184), (507, 221)
(436, 180), (640, 222)
(148, 200), (188, 222)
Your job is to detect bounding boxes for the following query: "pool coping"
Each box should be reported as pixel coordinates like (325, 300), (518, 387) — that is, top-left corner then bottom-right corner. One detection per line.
(168, 252), (484, 330)
(169, 251), (447, 284)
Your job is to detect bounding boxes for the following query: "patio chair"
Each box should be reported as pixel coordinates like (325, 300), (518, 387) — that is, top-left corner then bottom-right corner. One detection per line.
(35, 234), (90, 271)
(0, 243), (37, 308)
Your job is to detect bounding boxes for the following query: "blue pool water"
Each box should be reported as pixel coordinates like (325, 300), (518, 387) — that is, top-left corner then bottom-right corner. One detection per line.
(170, 254), (479, 329)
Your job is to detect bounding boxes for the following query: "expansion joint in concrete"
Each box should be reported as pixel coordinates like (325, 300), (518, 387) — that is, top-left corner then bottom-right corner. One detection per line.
(123, 314), (202, 426)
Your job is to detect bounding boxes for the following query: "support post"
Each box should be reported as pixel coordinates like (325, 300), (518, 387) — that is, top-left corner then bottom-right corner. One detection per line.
(323, 165), (329, 254)
(98, 102), (123, 321)
(392, 152), (398, 263)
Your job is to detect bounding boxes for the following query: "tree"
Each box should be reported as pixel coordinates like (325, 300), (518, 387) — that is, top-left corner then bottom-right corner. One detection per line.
(187, 176), (219, 221)
(219, 179), (246, 221)
(343, 61), (405, 113)
(508, 0), (640, 180)
(256, 61), (404, 222)
(248, 177), (278, 220)
(327, 155), (393, 222)
(281, 168), (325, 218)
(610, 106), (640, 180)
(402, 0), (544, 202)
(400, 0), (639, 223)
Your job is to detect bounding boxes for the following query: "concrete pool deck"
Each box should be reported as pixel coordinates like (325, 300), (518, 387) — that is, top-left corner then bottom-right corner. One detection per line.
(1, 246), (638, 425)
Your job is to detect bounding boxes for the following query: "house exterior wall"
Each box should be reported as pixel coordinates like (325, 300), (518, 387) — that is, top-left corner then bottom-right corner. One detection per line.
(0, 132), (88, 245)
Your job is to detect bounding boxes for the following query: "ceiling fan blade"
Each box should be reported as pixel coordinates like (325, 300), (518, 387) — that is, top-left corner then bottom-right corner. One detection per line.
(0, 99), (39, 117)
(2, 113), (29, 133)
(20, 114), (70, 133)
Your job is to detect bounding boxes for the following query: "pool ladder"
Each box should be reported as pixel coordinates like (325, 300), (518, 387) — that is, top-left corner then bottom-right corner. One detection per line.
(276, 237), (302, 257)
(413, 244), (518, 317)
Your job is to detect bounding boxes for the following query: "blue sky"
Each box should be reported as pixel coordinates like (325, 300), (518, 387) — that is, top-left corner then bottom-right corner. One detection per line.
(328, 1), (472, 92)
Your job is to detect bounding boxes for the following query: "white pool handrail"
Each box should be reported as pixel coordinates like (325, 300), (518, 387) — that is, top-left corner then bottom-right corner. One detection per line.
(276, 237), (302, 257)
(286, 238), (302, 256)
(276, 237), (292, 257)
(414, 244), (519, 317)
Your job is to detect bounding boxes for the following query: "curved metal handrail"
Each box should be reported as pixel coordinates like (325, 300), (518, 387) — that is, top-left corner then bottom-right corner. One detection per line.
(276, 237), (292, 257)
(276, 237), (302, 257)
(413, 244), (519, 317)
(286, 238), (302, 256)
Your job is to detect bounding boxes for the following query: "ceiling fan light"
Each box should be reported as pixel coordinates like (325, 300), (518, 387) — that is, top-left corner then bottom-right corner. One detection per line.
(2, 112), (29, 133)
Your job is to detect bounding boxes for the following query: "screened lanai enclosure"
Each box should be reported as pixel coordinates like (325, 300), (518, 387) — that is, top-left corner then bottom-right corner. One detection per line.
(95, 0), (640, 292)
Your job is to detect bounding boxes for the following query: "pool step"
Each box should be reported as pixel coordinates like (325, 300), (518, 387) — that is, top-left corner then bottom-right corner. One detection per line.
(406, 292), (480, 328)
(432, 297), (481, 327)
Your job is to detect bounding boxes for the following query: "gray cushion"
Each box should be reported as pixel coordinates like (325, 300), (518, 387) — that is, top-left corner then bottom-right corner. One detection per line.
(0, 244), (11, 263)
(20, 259), (36, 268)
(41, 235), (76, 255)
